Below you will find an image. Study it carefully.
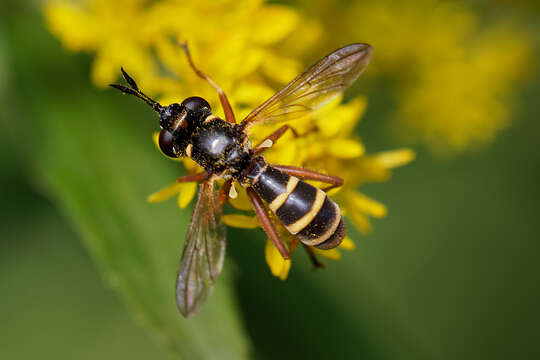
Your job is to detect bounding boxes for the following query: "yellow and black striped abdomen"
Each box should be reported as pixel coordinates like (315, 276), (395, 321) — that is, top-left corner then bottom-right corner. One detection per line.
(247, 161), (345, 249)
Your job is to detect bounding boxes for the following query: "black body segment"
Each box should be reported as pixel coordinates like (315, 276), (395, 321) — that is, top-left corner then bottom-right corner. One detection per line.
(275, 181), (318, 226)
(241, 156), (266, 184)
(314, 218), (346, 250)
(191, 119), (235, 172)
(190, 118), (251, 175)
(240, 158), (345, 248)
(297, 196), (343, 246)
(252, 165), (290, 204)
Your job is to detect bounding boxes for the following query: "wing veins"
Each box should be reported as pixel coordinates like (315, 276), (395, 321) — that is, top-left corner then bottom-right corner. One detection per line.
(176, 180), (226, 317)
(303, 48), (365, 84)
(240, 44), (372, 129)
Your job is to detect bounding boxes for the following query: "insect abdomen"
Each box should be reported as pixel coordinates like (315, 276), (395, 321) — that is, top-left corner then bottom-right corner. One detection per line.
(245, 159), (345, 249)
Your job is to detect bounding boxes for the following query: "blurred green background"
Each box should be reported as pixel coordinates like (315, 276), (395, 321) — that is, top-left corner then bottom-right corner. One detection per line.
(1, 1), (539, 359)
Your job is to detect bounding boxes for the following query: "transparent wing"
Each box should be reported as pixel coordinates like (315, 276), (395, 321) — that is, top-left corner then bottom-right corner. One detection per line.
(176, 180), (226, 317)
(240, 43), (373, 129)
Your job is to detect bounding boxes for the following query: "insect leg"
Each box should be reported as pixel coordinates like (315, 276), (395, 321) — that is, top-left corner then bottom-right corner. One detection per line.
(270, 165), (344, 192)
(179, 41), (236, 124)
(177, 172), (208, 183)
(302, 243), (325, 270)
(289, 237), (300, 253)
(246, 187), (291, 260)
(216, 179), (233, 211)
(253, 125), (299, 154)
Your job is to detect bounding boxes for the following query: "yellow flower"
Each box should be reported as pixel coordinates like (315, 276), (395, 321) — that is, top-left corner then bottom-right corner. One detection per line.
(44, 0), (304, 116)
(221, 95), (413, 279)
(257, 95), (415, 237)
(44, 0), (414, 280)
(265, 239), (291, 280)
(296, 0), (533, 153)
(393, 23), (531, 152)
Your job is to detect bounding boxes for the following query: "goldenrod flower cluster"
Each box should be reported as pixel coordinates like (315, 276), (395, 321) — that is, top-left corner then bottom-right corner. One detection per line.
(302, 0), (533, 153)
(44, 0), (414, 279)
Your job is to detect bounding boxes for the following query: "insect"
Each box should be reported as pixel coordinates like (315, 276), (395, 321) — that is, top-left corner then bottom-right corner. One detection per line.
(111, 43), (373, 317)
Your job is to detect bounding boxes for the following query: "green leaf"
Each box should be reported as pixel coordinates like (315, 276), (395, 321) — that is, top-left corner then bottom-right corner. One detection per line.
(38, 95), (250, 358)
(2, 14), (251, 358)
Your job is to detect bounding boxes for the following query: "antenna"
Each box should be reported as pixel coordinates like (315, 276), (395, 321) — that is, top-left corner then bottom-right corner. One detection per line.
(109, 68), (163, 112)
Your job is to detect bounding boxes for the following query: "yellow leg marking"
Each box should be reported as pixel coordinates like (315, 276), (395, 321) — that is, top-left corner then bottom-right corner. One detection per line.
(257, 139), (273, 150)
(203, 114), (219, 123)
(286, 188), (326, 235)
(229, 182), (238, 199)
(185, 143), (193, 157)
(269, 177), (299, 212)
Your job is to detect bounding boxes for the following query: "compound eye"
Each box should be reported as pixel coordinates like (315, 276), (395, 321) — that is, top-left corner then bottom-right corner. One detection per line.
(158, 129), (178, 157)
(181, 96), (211, 114)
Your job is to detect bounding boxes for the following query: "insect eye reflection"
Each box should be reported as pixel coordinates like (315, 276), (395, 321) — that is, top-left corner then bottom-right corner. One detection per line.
(181, 96), (211, 115)
(158, 129), (179, 158)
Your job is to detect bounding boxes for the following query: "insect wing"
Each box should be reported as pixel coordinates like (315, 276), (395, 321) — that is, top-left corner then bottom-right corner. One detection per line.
(241, 43), (373, 129)
(176, 180), (226, 317)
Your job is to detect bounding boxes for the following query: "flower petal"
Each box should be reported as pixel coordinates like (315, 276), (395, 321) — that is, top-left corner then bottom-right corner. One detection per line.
(325, 187), (342, 196)
(327, 139), (365, 158)
(317, 97), (367, 137)
(351, 193), (387, 218)
(373, 149), (416, 168)
(222, 214), (260, 229)
(182, 158), (200, 173)
(147, 182), (182, 203)
(261, 52), (301, 84)
(44, 2), (99, 51)
(338, 236), (356, 250)
(313, 247), (342, 260)
(228, 189), (253, 211)
(349, 212), (373, 235)
(265, 239), (291, 280)
(177, 182), (198, 209)
(152, 131), (160, 148)
(250, 5), (299, 45)
(262, 140), (298, 166)
(233, 83), (275, 107)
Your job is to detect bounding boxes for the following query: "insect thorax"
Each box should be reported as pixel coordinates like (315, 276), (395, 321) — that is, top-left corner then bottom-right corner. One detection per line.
(188, 117), (252, 176)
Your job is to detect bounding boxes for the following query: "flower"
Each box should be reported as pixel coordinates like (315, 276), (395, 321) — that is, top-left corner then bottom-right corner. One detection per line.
(44, 0), (304, 114)
(221, 95), (414, 278)
(45, 0), (414, 280)
(393, 23), (532, 152)
(295, 0), (533, 153)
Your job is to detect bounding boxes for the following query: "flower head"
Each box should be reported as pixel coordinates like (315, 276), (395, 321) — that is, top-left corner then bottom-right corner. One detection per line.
(45, 0), (413, 280)
(296, 0), (533, 153)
